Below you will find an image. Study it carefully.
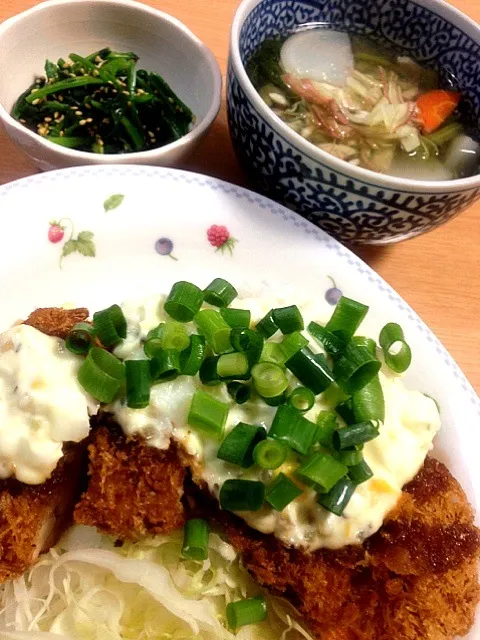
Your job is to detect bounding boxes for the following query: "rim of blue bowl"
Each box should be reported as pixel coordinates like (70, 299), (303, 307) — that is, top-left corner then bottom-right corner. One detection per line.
(0, 0), (222, 163)
(230, 0), (480, 192)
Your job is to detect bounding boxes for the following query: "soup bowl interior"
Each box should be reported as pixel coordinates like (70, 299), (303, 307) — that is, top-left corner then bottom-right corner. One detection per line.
(228, 0), (480, 243)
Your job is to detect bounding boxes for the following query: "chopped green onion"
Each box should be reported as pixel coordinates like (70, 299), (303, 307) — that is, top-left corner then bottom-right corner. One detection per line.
(203, 278), (238, 307)
(93, 304), (127, 348)
(125, 359), (151, 409)
(164, 281), (204, 322)
(335, 398), (355, 424)
(352, 375), (385, 423)
(195, 309), (232, 354)
(255, 310), (278, 338)
(333, 343), (381, 394)
(265, 473), (302, 511)
(66, 322), (95, 355)
(296, 452), (348, 492)
(325, 296), (368, 341)
(226, 596), (267, 630)
(199, 356), (222, 386)
(180, 334), (206, 376)
(318, 477), (357, 516)
(182, 519), (209, 562)
(220, 307), (251, 329)
(348, 458), (373, 484)
(251, 362), (288, 398)
(352, 336), (377, 356)
(158, 321), (190, 351)
(308, 321), (346, 358)
(333, 448), (364, 467)
(149, 350), (181, 382)
(188, 389), (229, 440)
(253, 439), (288, 470)
(269, 404), (318, 455)
(315, 410), (338, 447)
(146, 323), (164, 340)
(77, 347), (125, 403)
(379, 323), (412, 373)
(262, 391), (287, 406)
(333, 421), (379, 450)
(286, 347), (334, 394)
(278, 331), (309, 361)
(217, 352), (249, 379)
(217, 422), (266, 468)
(219, 479), (265, 511)
(227, 381), (252, 404)
(288, 387), (315, 412)
(143, 337), (163, 358)
(230, 328), (264, 366)
(260, 342), (286, 366)
(272, 305), (304, 334)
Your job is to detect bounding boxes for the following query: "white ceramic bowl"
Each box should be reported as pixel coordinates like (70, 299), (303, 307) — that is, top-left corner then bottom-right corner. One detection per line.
(0, 0), (222, 170)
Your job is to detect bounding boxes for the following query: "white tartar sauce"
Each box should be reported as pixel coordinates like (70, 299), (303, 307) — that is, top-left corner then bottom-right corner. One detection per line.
(111, 290), (441, 551)
(0, 325), (98, 485)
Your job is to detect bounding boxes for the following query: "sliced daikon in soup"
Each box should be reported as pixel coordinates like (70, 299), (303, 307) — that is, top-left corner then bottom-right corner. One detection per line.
(280, 29), (354, 87)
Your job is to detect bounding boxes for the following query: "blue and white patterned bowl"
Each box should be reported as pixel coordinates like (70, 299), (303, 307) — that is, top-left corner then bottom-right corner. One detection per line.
(227, 0), (480, 244)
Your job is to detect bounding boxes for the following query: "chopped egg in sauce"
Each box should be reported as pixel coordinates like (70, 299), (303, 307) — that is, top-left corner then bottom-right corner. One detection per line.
(0, 325), (98, 485)
(110, 291), (441, 552)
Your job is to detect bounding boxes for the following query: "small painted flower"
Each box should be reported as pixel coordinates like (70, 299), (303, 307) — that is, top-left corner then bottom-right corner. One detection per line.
(325, 277), (342, 305)
(207, 225), (238, 255)
(48, 221), (65, 243)
(155, 237), (178, 261)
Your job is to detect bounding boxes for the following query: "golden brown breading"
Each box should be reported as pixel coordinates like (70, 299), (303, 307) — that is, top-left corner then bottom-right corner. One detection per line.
(218, 457), (480, 640)
(0, 307), (90, 583)
(24, 307), (89, 339)
(74, 417), (186, 539)
(0, 446), (85, 583)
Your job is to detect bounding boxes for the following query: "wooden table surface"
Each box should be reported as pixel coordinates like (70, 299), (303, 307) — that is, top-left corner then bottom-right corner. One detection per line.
(0, 0), (479, 393)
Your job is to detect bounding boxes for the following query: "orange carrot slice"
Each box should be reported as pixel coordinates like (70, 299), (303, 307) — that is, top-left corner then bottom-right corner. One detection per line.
(416, 90), (461, 134)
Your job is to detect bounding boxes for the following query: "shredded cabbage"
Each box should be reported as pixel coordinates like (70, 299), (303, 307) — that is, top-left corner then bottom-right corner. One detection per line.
(0, 526), (313, 640)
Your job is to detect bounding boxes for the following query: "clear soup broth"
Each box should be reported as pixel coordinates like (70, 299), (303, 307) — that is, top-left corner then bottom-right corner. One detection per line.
(247, 28), (479, 180)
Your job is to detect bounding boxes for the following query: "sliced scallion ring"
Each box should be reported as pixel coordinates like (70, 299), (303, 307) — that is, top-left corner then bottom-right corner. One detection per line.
(164, 281), (204, 322)
(203, 278), (238, 307)
(379, 322), (412, 373)
(93, 304), (127, 348)
(77, 346), (125, 403)
(66, 322), (95, 355)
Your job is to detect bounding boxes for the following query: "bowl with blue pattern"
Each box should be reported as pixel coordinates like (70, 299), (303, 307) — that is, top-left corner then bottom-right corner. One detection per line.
(227, 0), (480, 244)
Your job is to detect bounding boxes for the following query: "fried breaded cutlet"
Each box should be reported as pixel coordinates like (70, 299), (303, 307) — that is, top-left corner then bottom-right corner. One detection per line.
(0, 445), (85, 583)
(0, 307), (90, 583)
(219, 457), (480, 640)
(24, 307), (89, 339)
(77, 412), (480, 640)
(74, 418), (186, 539)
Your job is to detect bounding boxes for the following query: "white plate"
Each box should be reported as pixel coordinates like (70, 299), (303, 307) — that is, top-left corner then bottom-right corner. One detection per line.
(0, 165), (479, 636)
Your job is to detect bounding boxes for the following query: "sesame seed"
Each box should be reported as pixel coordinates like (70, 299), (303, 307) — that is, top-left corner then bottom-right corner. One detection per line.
(31, 88), (39, 94)
(151, 138), (156, 143)
(86, 118), (93, 123)
(168, 97), (174, 103)
(79, 119), (87, 126)
(70, 106), (78, 110)
(107, 80), (114, 85)
(19, 118), (26, 124)
(75, 110), (83, 116)
(44, 117), (52, 122)
(93, 69), (100, 76)
(58, 96), (63, 102)
(112, 89), (118, 94)
(60, 131), (64, 136)
(95, 55), (103, 63)
(54, 112), (59, 118)
(148, 131), (155, 138)
(85, 103), (91, 109)
(69, 73), (76, 78)
(122, 90), (129, 97)
(102, 117), (110, 124)
(137, 88), (145, 95)
(32, 99), (40, 105)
